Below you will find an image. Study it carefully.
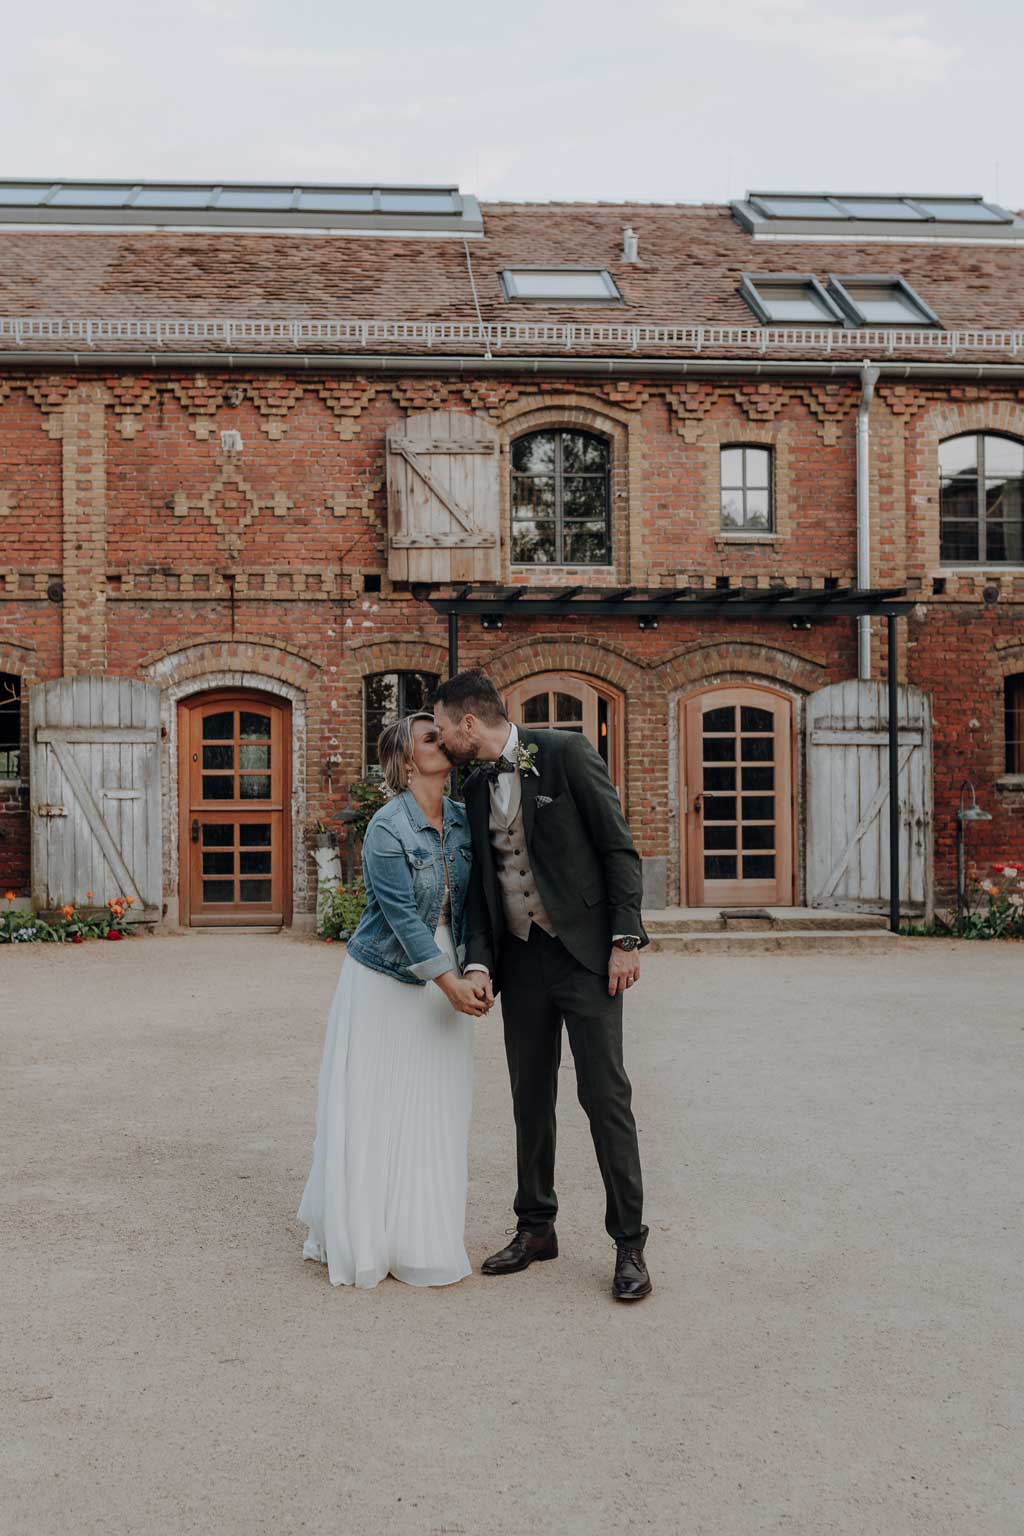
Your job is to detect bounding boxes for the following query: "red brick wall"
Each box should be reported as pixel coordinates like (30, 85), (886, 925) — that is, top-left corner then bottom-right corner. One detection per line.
(1, 367), (1021, 912)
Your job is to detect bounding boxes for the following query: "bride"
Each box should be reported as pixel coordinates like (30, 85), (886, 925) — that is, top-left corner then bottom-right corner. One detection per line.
(298, 711), (491, 1288)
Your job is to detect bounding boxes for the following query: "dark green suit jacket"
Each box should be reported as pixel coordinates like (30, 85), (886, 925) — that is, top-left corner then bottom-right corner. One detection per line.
(463, 726), (649, 985)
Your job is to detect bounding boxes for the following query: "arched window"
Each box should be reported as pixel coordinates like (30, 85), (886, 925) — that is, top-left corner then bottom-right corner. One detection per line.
(940, 434), (1024, 564)
(363, 670), (440, 776)
(720, 445), (773, 531)
(511, 429), (611, 565)
(503, 672), (624, 800)
(0, 672), (21, 779)
(1006, 674), (1024, 775)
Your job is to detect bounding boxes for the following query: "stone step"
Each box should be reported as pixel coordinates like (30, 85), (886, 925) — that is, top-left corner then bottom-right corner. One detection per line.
(643, 907), (890, 935)
(648, 928), (899, 955)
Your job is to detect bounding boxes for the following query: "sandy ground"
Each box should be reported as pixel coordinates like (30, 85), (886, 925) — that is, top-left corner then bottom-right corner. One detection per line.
(2, 932), (1022, 1536)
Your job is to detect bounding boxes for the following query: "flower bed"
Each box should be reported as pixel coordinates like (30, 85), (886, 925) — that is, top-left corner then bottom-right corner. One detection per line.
(1, 889), (138, 943)
(317, 880), (367, 942)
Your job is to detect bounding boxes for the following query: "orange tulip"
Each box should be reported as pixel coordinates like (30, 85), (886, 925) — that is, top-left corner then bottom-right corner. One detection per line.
(3, 890), (15, 903)
(60, 904), (74, 920)
(85, 890), (94, 900)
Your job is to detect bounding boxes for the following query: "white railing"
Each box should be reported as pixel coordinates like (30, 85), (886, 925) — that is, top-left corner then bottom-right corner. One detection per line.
(0, 314), (1022, 358)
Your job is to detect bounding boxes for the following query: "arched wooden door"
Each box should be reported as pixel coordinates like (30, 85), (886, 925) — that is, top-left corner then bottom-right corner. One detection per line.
(177, 689), (291, 926)
(504, 672), (624, 801)
(680, 686), (795, 907)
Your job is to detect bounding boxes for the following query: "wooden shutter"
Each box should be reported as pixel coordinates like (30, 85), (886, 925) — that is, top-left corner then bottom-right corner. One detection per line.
(29, 675), (162, 918)
(386, 410), (500, 582)
(806, 680), (933, 915)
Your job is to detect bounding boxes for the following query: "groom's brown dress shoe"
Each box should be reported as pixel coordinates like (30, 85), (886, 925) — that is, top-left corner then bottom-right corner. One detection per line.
(481, 1228), (558, 1275)
(613, 1245), (652, 1301)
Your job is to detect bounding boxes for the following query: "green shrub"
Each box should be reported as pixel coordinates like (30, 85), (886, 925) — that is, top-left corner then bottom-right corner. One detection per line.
(318, 880), (368, 940)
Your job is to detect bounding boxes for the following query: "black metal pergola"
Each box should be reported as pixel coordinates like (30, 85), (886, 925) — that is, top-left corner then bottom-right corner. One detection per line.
(410, 582), (915, 932)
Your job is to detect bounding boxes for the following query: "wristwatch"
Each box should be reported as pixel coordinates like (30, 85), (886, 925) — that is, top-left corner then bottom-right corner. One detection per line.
(612, 935), (642, 952)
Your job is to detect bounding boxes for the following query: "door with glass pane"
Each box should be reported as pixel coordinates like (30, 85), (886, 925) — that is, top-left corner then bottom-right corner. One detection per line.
(178, 691), (290, 926)
(681, 687), (794, 906)
(504, 672), (623, 801)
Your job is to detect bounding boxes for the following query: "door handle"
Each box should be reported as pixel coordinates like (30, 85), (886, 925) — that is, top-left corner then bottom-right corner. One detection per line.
(192, 818), (199, 843)
(693, 794), (703, 815)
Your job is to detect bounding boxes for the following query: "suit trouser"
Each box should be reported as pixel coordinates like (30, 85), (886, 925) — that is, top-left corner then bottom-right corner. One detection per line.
(496, 924), (648, 1249)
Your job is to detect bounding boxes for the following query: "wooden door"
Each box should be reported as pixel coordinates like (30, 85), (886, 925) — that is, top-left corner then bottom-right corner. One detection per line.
(681, 687), (795, 907)
(178, 691), (291, 927)
(386, 410), (500, 584)
(29, 674), (161, 919)
(504, 672), (624, 801)
(806, 680), (932, 915)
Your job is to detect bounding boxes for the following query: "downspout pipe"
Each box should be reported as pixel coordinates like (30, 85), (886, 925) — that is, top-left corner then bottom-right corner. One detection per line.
(856, 361), (880, 680)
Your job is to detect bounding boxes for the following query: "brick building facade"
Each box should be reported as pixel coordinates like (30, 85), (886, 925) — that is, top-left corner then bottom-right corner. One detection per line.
(1, 184), (1022, 924)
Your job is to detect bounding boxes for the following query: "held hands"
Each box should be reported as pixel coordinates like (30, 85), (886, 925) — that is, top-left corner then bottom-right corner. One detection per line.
(435, 970), (493, 1017)
(608, 945), (641, 997)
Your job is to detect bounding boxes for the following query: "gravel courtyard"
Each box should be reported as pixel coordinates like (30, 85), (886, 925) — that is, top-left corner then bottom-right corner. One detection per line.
(3, 932), (1022, 1536)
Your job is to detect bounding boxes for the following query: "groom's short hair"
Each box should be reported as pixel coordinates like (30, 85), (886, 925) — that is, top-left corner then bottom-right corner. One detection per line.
(433, 669), (508, 725)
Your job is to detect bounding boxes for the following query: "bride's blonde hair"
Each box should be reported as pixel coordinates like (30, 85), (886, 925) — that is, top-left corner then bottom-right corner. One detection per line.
(377, 711), (439, 796)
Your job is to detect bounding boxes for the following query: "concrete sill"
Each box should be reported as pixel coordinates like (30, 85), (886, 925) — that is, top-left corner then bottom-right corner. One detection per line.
(995, 775), (1024, 790)
(714, 533), (784, 546)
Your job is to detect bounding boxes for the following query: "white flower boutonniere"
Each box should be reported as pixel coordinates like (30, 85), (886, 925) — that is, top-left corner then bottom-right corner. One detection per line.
(514, 741), (540, 778)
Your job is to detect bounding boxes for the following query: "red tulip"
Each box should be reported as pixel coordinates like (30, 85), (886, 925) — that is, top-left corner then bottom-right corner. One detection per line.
(106, 930), (123, 941)
(72, 935), (84, 944)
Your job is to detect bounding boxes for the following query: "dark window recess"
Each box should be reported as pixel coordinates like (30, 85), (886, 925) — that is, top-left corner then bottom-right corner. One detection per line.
(511, 429), (611, 566)
(940, 433), (1024, 564)
(363, 573), (382, 593)
(720, 446), (773, 531)
(1006, 675), (1024, 774)
(0, 671), (21, 778)
(364, 671), (441, 776)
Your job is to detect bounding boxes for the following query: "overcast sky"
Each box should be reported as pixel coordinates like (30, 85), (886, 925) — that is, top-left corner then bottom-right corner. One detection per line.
(5, 0), (1022, 208)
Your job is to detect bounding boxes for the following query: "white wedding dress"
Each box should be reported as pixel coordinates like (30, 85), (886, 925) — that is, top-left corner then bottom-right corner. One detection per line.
(298, 920), (474, 1288)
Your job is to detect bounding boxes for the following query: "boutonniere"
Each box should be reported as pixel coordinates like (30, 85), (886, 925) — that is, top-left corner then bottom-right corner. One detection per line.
(514, 742), (540, 778)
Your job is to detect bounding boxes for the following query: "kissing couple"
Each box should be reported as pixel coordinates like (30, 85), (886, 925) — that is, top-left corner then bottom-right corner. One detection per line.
(298, 668), (652, 1302)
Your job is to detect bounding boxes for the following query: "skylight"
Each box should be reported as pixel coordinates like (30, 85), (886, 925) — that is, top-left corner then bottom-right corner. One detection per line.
(733, 192), (1022, 242)
(0, 180), (483, 236)
(739, 274), (843, 325)
(827, 276), (938, 327)
(501, 268), (621, 302)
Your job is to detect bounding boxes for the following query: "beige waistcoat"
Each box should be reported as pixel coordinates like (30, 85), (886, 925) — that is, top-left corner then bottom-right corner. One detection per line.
(488, 770), (556, 941)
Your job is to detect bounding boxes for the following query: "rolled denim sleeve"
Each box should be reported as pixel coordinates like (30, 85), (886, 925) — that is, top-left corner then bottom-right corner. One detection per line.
(361, 822), (454, 982)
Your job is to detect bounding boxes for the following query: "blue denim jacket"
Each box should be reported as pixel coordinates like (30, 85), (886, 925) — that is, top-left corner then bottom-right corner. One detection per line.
(345, 789), (473, 986)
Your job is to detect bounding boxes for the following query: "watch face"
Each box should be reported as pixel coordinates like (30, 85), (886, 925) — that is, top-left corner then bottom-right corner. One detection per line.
(616, 936), (640, 951)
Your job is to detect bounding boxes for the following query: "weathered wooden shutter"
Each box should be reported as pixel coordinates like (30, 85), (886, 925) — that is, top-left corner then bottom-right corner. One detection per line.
(386, 410), (500, 583)
(29, 675), (161, 919)
(806, 680), (932, 915)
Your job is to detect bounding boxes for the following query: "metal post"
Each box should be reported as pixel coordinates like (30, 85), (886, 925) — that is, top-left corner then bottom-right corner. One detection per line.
(447, 610), (458, 678)
(887, 613), (901, 933)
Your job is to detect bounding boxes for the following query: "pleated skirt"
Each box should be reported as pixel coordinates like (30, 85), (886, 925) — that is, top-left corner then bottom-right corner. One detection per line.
(297, 924), (474, 1288)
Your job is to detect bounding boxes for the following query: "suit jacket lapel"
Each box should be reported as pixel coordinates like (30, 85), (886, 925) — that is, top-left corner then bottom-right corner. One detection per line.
(517, 727), (542, 847)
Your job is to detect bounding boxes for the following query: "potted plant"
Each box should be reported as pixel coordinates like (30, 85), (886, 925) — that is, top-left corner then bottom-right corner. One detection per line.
(309, 818), (338, 850)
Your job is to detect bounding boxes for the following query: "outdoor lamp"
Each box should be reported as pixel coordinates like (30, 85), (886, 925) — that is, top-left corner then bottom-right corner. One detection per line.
(956, 780), (992, 930)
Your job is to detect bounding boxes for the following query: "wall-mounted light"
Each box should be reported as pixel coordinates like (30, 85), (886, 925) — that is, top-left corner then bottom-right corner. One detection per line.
(790, 617), (813, 631)
(638, 616), (658, 630)
(481, 615), (503, 630)
(956, 780), (992, 930)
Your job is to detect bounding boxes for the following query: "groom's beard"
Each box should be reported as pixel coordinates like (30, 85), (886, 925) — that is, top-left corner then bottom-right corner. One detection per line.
(440, 742), (476, 766)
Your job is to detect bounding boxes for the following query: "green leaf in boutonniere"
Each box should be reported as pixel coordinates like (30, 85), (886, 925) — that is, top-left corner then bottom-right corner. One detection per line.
(514, 742), (540, 778)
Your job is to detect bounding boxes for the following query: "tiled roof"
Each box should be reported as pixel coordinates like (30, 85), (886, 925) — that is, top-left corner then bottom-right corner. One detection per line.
(2, 201), (1023, 362)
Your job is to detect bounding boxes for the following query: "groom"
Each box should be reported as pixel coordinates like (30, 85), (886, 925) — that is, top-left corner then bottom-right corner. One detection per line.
(433, 669), (652, 1302)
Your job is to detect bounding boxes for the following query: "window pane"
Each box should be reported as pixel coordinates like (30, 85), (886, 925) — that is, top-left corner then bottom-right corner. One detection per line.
(986, 520), (1024, 563)
(562, 522), (609, 564)
(202, 824), (234, 846)
(399, 672), (439, 712)
(239, 743), (270, 770)
(508, 269), (613, 299)
(202, 776), (233, 799)
(379, 192), (458, 213)
(745, 449), (771, 488)
(721, 491), (744, 529)
(512, 433), (555, 473)
(239, 823), (272, 845)
(939, 436), (978, 476)
(296, 190), (375, 212)
(555, 693), (583, 722)
(239, 879), (273, 902)
(703, 795), (737, 821)
(742, 766), (774, 791)
(703, 766), (736, 791)
(742, 823), (776, 850)
(216, 188), (294, 210)
(512, 477), (556, 520)
(743, 855), (776, 878)
(240, 851), (272, 874)
(705, 824), (737, 850)
(202, 880), (234, 902)
(744, 490), (771, 530)
(561, 432), (608, 473)
(703, 706), (735, 731)
(703, 736), (736, 762)
(842, 200), (922, 220)
(134, 186), (217, 208)
(704, 855), (738, 879)
(940, 521), (980, 561)
(562, 478), (607, 519)
(522, 694), (550, 723)
(742, 795), (776, 820)
(511, 522), (556, 564)
(202, 744), (233, 770)
(50, 186), (131, 207)
(941, 477), (978, 521)
(239, 774), (271, 799)
(202, 851), (234, 875)
(984, 436), (1024, 475)
(240, 711), (272, 738)
(203, 710), (234, 739)
(741, 706), (774, 731)
(720, 448), (745, 487)
(741, 736), (774, 761)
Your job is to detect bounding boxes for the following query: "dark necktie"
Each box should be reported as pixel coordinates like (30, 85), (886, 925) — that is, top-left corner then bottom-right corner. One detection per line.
(479, 755), (516, 784)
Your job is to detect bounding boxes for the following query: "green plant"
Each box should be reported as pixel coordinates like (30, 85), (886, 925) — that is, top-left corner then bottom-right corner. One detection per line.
(340, 777), (388, 840)
(318, 880), (368, 940)
(958, 860), (1024, 940)
(0, 890), (137, 943)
